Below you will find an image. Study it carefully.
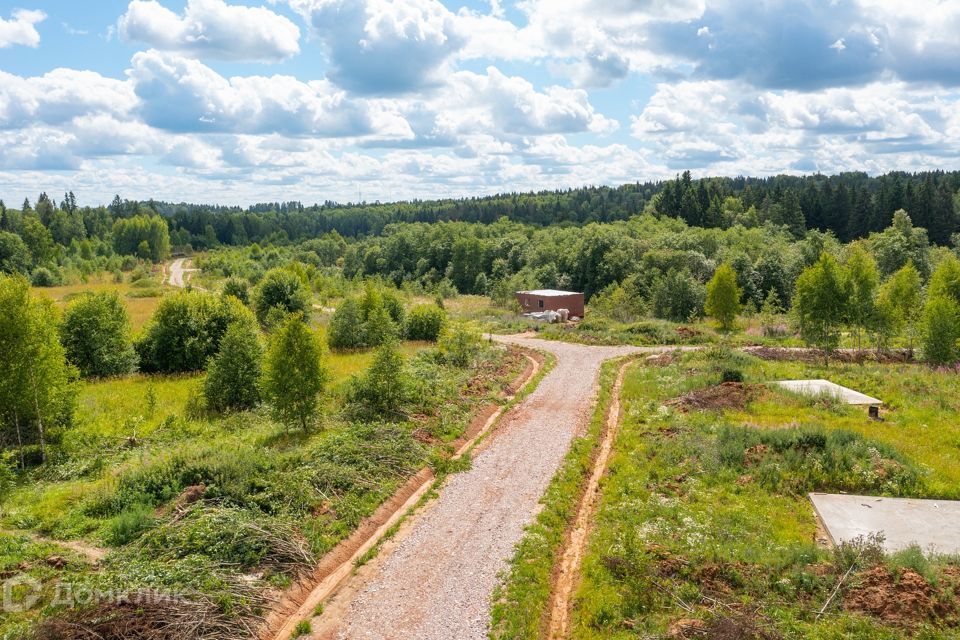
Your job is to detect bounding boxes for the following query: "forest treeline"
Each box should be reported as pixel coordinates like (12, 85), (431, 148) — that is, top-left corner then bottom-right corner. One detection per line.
(2, 172), (959, 279)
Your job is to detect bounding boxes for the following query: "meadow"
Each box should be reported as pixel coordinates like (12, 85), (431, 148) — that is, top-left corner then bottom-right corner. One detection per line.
(568, 350), (960, 639)
(0, 273), (525, 638)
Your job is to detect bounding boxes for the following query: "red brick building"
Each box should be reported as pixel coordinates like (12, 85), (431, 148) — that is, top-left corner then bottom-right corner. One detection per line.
(515, 289), (585, 318)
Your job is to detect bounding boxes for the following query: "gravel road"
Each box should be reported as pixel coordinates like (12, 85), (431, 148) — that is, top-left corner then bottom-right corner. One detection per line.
(318, 335), (667, 639)
(166, 257), (201, 289)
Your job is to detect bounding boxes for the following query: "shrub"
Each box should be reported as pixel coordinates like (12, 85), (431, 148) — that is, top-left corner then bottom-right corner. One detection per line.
(921, 295), (960, 366)
(61, 292), (138, 377)
(438, 322), (482, 368)
(720, 368), (744, 383)
(136, 292), (252, 373)
(221, 277), (250, 305)
(252, 268), (310, 324)
(30, 266), (58, 287)
(327, 284), (404, 350)
(262, 314), (328, 431)
(104, 503), (156, 546)
(406, 304), (446, 341)
(204, 319), (262, 413)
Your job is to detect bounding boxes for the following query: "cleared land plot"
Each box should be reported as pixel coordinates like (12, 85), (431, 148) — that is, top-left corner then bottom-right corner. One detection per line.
(565, 351), (960, 639)
(811, 493), (960, 554)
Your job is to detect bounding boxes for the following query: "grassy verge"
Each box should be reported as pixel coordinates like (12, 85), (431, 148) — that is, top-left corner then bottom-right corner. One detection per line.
(489, 355), (627, 639)
(572, 349), (960, 639)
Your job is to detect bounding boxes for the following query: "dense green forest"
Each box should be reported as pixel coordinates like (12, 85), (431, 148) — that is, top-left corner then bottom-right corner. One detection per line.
(2, 171), (958, 266)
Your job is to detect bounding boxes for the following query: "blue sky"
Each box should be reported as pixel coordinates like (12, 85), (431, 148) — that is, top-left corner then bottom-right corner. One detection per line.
(1, 0), (959, 206)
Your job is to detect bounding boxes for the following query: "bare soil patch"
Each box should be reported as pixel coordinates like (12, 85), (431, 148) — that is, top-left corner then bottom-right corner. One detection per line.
(843, 566), (955, 626)
(667, 382), (762, 412)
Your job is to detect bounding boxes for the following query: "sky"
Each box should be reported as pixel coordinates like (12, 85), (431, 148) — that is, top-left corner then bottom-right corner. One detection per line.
(1, 0), (959, 207)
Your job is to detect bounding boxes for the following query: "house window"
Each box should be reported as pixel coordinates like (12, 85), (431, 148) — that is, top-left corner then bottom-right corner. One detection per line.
(538, 299), (544, 308)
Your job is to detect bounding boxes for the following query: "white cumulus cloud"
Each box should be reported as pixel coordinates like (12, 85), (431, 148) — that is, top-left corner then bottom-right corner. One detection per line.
(289, 0), (464, 94)
(119, 0), (300, 62)
(0, 8), (45, 48)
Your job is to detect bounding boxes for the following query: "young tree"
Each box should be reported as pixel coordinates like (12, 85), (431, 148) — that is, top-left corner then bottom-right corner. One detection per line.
(928, 254), (960, 304)
(61, 292), (138, 378)
(204, 319), (262, 413)
(327, 297), (367, 350)
(252, 268), (311, 323)
(845, 245), (880, 352)
(793, 253), (851, 354)
(921, 296), (960, 366)
(348, 337), (410, 418)
(705, 264), (741, 331)
(876, 261), (923, 355)
(262, 314), (328, 430)
(0, 275), (77, 464)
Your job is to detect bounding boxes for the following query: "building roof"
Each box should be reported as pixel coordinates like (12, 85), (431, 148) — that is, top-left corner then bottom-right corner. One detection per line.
(517, 289), (582, 297)
(773, 379), (882, 406)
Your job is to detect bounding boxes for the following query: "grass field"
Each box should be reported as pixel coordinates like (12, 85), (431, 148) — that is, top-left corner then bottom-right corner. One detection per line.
(568, 351), (960, 639)
(32, 270), (167, 331)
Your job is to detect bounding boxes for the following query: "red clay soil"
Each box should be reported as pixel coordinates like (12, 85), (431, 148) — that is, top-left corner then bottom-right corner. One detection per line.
(258, 347), (542, 640)
(843, 566), (955, 626)
(667, 382), (761, 412)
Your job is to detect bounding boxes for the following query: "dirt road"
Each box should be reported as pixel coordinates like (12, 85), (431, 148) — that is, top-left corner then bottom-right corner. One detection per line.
(309, 335), (672, 639)
(166, 257), (201, 289)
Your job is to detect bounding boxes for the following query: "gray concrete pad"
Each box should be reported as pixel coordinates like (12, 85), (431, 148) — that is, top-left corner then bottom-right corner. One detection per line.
(810, 493), (960, 555)
(775, 379), (882, 406)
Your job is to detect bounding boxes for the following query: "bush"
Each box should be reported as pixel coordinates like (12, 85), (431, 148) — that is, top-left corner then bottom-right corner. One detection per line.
(252, 268), (310, 324)
(720, 368), (744, 383)
(705, 263), (741, 331)
(61, 292), (138, 377)
(104, 503), (156, 546)
(406, 304), (446, 341)
(439, 322), (482, 368)
(204, 319), (262, 413)
(221, 277), (250, 305)
(327, 284), (404, 350)
(136, 292), (252, 373)
(30, 266), (58, 287)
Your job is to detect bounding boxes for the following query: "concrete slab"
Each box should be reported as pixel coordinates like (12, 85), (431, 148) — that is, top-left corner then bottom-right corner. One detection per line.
(774, 379), (882, 406)
(810, 493), (960, 555)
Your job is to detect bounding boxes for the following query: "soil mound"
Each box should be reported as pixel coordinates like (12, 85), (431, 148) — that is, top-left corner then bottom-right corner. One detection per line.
(668, 382), (760, 412)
